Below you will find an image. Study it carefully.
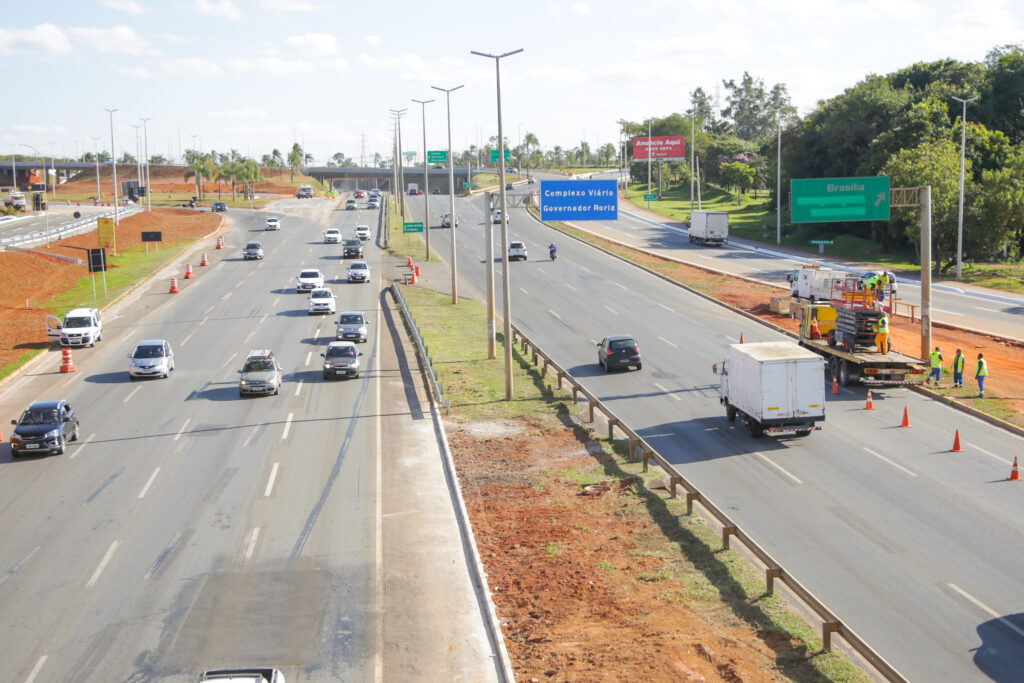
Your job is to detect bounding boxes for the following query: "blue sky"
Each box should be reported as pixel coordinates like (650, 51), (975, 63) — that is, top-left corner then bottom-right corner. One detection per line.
(1, 0), (1021, 165)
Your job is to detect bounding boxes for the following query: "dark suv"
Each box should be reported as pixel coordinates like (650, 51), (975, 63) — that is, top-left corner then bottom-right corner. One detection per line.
(342, 238), (364, 258)
(10, 399), (80, 456)
(211, 201), (228, 212)
(597, 335), (642, 372)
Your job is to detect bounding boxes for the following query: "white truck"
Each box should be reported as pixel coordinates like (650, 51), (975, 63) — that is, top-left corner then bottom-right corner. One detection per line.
(714, 341), (825, 437)
(787, 265), (849, 302)
(46, 308), (103, 347)
(296, 184), (313, 198)
(688, 211), (728, 246)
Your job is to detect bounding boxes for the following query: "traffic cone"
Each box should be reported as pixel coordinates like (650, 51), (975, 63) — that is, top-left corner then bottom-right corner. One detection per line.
(864, 390), (875, 410)
(59, 347), (76, 373)
(169, 277), (180, 293)
(414, 265), (421, 276)
(1009, 457), (1021, 481)
(951, 429), (964, 452)
(184, 264), (194, 279)
(831, 377), (840, 394)
(410, 270), (418, 284)
(407, 256), (413, 268)
(900, 407), (911, 428)
(739, 333), (745, 344)
(216, 236), (224, 249)
(200, 252), (209, 266)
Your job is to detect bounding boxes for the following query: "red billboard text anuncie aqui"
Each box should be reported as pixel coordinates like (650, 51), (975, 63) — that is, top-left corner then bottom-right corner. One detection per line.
(632, 136), (686, 160)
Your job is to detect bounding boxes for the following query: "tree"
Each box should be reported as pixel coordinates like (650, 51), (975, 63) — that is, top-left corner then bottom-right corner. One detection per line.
(184, 152), (216, 199)
(332, 152), (352, 167)
(523, 132), (539, 174)
(119, 152), (136, 164)
(719, 161), (756, 194)
(721, 72), (795, 142)
(374, 152), (384, 168)
(599, 143), (616, 167)
(149, 154), (166, 164)
(287, 143), (303, 182)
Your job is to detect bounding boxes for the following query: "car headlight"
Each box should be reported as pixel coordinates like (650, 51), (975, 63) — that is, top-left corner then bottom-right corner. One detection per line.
(45, 429), (60, 440)
(324, 361), (334, 368)
(240, 380), (249, 386)
(359, 327), (367, 336)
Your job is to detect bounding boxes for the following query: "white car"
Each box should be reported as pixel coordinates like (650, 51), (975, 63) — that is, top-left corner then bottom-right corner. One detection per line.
(355, 225), (371, 241)
(492, 209), (505, 224)
(336, 311), (369, 342)
(296, 268), (325, 293)
(347, 260), (371, 283)
(508, 241), (528, 261)
(441, 212), (458, 228)
(323, 227), (341, 243)
(128, 339), (175, 380)
(265, 217), (280, 231)
(307, 288), (336, 315)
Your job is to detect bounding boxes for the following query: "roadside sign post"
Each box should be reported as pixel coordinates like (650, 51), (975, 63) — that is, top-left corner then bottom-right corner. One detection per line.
(643, 193), (657, 202)
(490, 149), (511, 163)
(810, 239), (834, 254)
(790, 177), (890, 223)
(427, 150), (447, 164)
(462, 182), (473, 189)
(141, 230), (162, 254)
(403, 222), (424, 233)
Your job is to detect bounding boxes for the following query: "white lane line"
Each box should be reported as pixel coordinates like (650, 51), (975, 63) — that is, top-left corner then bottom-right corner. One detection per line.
(978, 307), (1001, 313)
(24, 655), (48, 683)
(242, 426), (259, 447)
(264, 462), (280, 497)
(967, 442), (1011, 465)
(204, 305), (215, 314)
(282, 412), (294, 440)
(548, 309), (562, 320)
(86, 540), (120, 588)
(235, 280), (244, 288)
(69, 432), (96, 460)
(272, 297), (279, 308)
(754, 452), (803, 484)
(603, 305), (617, 314)
(565, 283), (578, 292)
(174, 417), (191, 442)
(948, 583), (1024, 638)
(658, 302), (674, 313)
(137, 467), (160, 499)
(62, 372), (78, 387)
(653, 382), (681, 401)
(294, 380), (303, 397)
(518, 286), (528, 295)
(725, 336), (739, 343)
(260, 313), (268, 324)
(123, 385), (142, 403)
(180, 329), (197, 346)
(932, 308), (963, 316)
(244, 329), (256, 343)
(862, 446), (917, 476)
(220, 352), (237, 369)
(305, 351), (312, 367)
(579, 265), (591, 273)
(247, 270), (254, 278)
(0, 545), (41, 587)
(222, 291), (232, 301)
(658, 335), (678, 348)
(613, 282), (627, 289)
(198, 316), (208, 327)
(244, 527), (260, 561)
(374, 291), (383, 683)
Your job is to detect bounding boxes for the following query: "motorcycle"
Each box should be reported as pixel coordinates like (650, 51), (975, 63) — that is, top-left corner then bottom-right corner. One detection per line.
(549, 250), (557, 261)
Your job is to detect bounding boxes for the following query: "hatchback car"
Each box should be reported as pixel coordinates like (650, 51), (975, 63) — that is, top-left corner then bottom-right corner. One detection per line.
(243, 241), (264, 260)
(347, 260), (370, 283)
(355, 225), (371, 241)
(211, 201), (228, 212)
(238, 349), (282, 396)
(441, 212), (458, 228)
(492, 209), (504, 224)
(307, 288), (336, 315)
(527, 177), (536, 184)
(336, 311), (369, 342)
(367, 198), (380, 209)
(265, 217), (280, 231)
(597, 335), (642, 372)
(354, 190), (367, 199)
(323, 228), (341, 244)
(9, 399), (79, 457)
(128, 339), (175, 379)
(345, 199), (357, 210)
(296, 268), (325, 293)
(342, 238), (363, 258)
(508, 241), (528, 261)
(432, 188), (440, 194)
(321, 341), (362, 379)
(505, 182), (515, 190)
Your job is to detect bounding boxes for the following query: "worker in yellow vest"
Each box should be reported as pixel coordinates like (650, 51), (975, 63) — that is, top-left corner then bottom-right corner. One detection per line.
(928, 346), (943, 386)
(951, 348), (965, 388)
(976, 353), (988, 398)
(875, 311), (889, 354)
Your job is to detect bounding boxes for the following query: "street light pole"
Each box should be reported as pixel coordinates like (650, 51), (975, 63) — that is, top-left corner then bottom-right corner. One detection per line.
(19, 144), (49, 243)
(776, 112), (782, 245)
(472, 47), (523, 400)
(389, 108), (407, 219)
(190, 134), (200, 201)
(105, 108), (120, 226)
(951, 95), (978, 279)
(48, 140), (56, 199)
(432, 84), (464, 305)
(141, 117), (152, 213)
(91, 137), (101, 201)
(412, 98), (434, 261)
(647, 118), (652, 208)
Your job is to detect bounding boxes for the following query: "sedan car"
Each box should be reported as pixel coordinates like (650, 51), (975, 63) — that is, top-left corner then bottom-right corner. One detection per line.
(336, 311), (369, 342)
(354, 190), (367, 199)
(508, 241), (528, 261)
(505, 182), (515, 190)
(355, 225), (371, 241)
(492, 209), (504, 224)
(347, 260), (370, 283)
(238, 349), (282, 396)
(323, 228), (341, 243)
(211, 201), (228, 212)
(9, 399), (79, 457)
(527, 177), (536, 184)
(265, 217), (281, 231)
(243, 241), (264, 260)
(307, 288), (337, 314)
(198, 668), (285, 683)
(321, 341), (362, 379)
(342, 238), (364, 258)
(296, 268), (325, 293)
(128, 339), (175, 379)
(367, 198), (380, 209)
(597, 334), (642, 372)
(345, 199), (357, 210)
(432, 188), (440, 194)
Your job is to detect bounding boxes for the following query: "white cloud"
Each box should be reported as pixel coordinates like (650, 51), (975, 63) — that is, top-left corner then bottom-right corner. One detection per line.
(365, 34), (380, 46)
(570, 3), (592, 15)
(164, 57), (223, 77)
(283, 32), (337, 56)
(527, 65), (586, 85)
(260, 0), (319, 10)
(548, 1), (592, 16)
(0, 24), (73, 55)
(68, 26), (159, 56)
(158, 32), (183, 42)
(227, 56), (315, 76)
(195, 0), (242, 20)
(103, 0), (149, 15)
(118, 65), (152, 79)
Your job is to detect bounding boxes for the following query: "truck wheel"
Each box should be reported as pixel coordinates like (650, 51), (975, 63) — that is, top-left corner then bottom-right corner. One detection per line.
(726, 406), (737, 422)
(795, 429), (812, 437)
(838, 361), (850, 387)
(747, 420), (764, 438)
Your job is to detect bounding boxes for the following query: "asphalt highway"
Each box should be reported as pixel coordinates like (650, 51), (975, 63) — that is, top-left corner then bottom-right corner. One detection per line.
(410, 189), (1024, 682)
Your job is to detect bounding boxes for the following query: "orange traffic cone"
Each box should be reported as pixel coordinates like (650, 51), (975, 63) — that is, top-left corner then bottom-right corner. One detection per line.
(951, 429), (964, 452)
(739, 333), (745, 344)
(407, 256), (413, 268)
(414, 265), (421, 276)
(200, 252), (209, 266)
(184, 264), (194, 279)
(831, 377), (840, 394)
(1009, 456), (1021, 481)
(59, 347), (76, 373)
(216, 235), (224, 249)
(900, 407), (911, 428)
(169, 277), (180, 293)
(410, 270), (418, 284)
(810, 317), (821, 339)
(864, 390), (875, 410)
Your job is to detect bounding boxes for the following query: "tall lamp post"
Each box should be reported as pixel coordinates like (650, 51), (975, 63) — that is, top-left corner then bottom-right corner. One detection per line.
(48, 140), (56, 199)
(951, 95), (978, 279)
(412, 97), (434, 261)
(140, 117), (151, 212)
(91, 136), (101, 201)
(389, 108), (407, 219)
(776, 112), (782, 245)
(105, 108), (120, 225)
(472, 47), (523, 399)
(431, 83), (464, 305)
(19, 144), (49, 243)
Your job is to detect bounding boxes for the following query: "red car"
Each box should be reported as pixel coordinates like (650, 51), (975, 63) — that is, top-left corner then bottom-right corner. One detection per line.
(354, 190), (367, 198)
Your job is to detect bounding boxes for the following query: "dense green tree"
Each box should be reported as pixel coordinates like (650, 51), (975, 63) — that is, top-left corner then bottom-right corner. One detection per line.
(720, 72), (795, 141)
(719, 161), (756, 194)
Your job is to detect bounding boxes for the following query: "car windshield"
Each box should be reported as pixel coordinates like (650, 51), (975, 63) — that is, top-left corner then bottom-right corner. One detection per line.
(64, 316), (92, 328)
(326, 230), (339, 234)
(609, 339), (636, 350)
(510, 242), (524, 249)
(267, 219), (278, 223)
(343, 239), (360, 246)
(246, 243), (260, 249)
(311, 290), (331, 299)
(243, 360), (274, 372)
(350, 263), (367, 271)
(327, 346), (357, 358)
(133, 345), (164, 358)
(20, 408), (59, 425)
(299, 271), (320, 279)
(340, 314), (364, 324)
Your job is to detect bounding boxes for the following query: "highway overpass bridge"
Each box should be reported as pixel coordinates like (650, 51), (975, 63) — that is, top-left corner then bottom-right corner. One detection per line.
(303, 166), (472, 194)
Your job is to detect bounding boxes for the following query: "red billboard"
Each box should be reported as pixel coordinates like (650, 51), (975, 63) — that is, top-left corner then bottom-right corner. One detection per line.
(632, 135), (686, 161)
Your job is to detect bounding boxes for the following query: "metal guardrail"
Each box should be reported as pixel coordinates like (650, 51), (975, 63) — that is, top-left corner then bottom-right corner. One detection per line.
(509, 323), (907, 683)
(390, 283), (448, 412)
(0, 206), (139, 249)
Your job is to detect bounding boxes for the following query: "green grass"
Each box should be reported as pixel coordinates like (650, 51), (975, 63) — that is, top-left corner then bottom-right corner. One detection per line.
(0, 348), (48, 383)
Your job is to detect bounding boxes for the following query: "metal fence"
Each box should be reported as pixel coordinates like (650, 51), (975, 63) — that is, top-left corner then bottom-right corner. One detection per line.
(390, 283), (448, 412)
(0, 206), (139, 250)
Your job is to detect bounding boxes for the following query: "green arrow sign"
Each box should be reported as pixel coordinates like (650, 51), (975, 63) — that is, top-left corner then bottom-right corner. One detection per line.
(643, 193), (657, 201)
(403, 222), (424, 233)
(490, 149), (511, 162)
(427, 150), (447, 164)
(791, 177), (890, 223)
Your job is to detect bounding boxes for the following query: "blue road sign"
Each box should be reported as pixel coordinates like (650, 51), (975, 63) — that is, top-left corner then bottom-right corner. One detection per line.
(539, 179), (618, 222)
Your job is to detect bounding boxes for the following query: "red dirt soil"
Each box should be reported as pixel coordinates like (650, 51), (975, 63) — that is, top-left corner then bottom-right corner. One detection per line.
(59, 165), (308, 198)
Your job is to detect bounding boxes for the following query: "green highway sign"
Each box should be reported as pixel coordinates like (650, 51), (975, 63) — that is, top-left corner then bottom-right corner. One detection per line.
(403, 222), (424, 233)
(810, 240), (834, 245)
(643, 193), (657, 201)
(791, 176), (890, 223)
(490, 149), (511, 162)
(462, 182), (473, 189)
(427, 150), (447, 164)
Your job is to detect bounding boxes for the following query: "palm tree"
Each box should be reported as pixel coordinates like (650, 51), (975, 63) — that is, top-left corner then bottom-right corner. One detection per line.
(552, 145), (564, 170)
(523, 132), (539, 176)
(272, 148), (284, 178)
(599, 143), (616, 167)
(287, 143), (303, 182)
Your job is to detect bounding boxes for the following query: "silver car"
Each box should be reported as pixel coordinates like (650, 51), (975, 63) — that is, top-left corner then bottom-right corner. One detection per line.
(128, 339), (175, 379)
(347, 260), (370, 283)
(321, 341), (362, 379)
(238, 349), (283, 396)
(336, 311), (369, 342)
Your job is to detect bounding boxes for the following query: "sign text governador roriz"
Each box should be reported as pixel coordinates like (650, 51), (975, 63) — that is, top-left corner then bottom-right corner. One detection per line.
(542, 187), (616, 213)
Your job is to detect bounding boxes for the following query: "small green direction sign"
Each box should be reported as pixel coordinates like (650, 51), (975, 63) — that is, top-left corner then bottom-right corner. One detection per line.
(810, 240), (834, 245)
(490, 149), (511, 162)
(427, 150), (447, 164)
(463, 182), (473, 189)
(791, 177), (890, 223)
(403, 222), (424, 233)
(643, 193), (657, 201)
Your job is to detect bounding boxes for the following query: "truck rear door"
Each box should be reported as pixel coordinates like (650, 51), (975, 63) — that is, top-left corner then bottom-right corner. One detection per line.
(761, 360), (790, 421)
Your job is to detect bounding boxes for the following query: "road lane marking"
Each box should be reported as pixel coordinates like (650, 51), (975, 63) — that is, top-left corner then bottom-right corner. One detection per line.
(123, 385), (142, 403)
(222, 291), (232, 301)
(305, 351), (312, 367)
(754, 452), (803, 484)
(242, 426), (259, 447)
(144, 532), (182, 580)
(86, 540), (120, 588)
(272, 297), (279, 308)
(138, 467), (160, 499)
(264, 462), (280, 497)
(862, 447), (917, 476)
(932, 308), (963, 316)
(294, 380), (303, 397)
(579, 265), (591, 273)
(658, 335), (678, 348)
(565, 283), (577, 292)
(603, 305), (617, 314)
(62, 372), (78, 387)
(235, 280), (244, 288)
(967, 442), (1011, 465)
(180, 329), (197, 346)
(244, 527), (260, 560)
(244, 329), (256, 343)
(0, 545), (41, 587)
(260, 313), (268, 324)
(978, 307), (1001, 313)
(518, 286), (528, 295)
(613, 282), (627, 289)
(374, 311), (383, 683)
(725, 336), (738, 343)
(548, 309), (562, 320)
(204, 305), (215, 314)
(658, 303), (674, 312)
(69, 432), (96, 460)
(174, 417), (191, 441)
(198, 316), (208, 327)
(24, 655), (47, 683)
(653, 382), (681, 401)
(282, 412), (294, 440)
(948, 583), (1024, 638)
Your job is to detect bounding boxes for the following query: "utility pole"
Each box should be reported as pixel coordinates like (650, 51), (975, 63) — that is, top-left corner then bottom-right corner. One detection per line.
(48, 140), (56, 198)
(647, 118), (652, 208)
(432, 83), (464, 305)
(389, 108), (407, 219)
(91, 136), (101, 201)
(412, 97), (434, 261)
(141, 117), (151, 212)
(776, 112), (782, 245)
(105, 108), (120, 225)
(951, 95), (978, 279)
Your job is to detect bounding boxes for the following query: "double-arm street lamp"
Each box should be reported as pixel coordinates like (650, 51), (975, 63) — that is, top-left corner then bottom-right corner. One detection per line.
(19, 143), (50, 243)
(105, 108), (120, 225)
(951, 94), (978, 279)
(412, 98), (434, 261)
(431, 83), (464, 305)
(389, 108), (407, 218)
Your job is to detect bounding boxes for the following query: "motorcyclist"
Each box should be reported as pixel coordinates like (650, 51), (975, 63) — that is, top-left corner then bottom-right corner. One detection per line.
(549, 243), (557, 259)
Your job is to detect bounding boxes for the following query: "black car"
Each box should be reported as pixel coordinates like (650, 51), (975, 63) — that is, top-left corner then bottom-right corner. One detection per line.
(211, 201), (228, 212)
(432, 188), (440, 194)
(597, 335), (642, 372)
(9, 399), (80, 456)
(342, 238), (364, 258)
(505, 182), (515, 190)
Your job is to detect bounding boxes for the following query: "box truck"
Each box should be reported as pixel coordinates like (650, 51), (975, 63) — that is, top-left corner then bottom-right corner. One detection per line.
(714, 341), (825, 437)
(688, 211), (728, 246)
